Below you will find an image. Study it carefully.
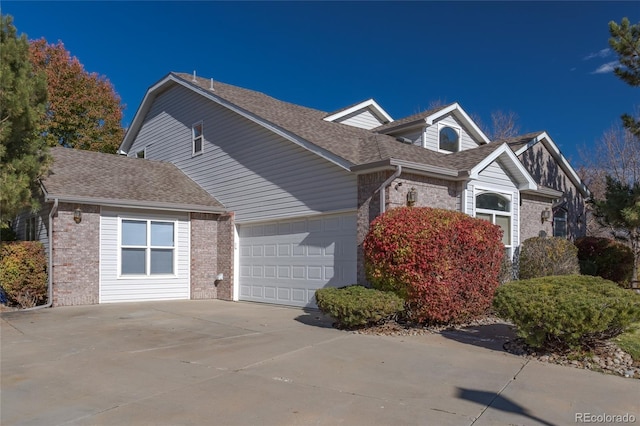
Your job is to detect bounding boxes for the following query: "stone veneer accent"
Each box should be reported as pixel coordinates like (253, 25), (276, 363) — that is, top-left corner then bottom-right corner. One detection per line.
(51, 203), (100, 306)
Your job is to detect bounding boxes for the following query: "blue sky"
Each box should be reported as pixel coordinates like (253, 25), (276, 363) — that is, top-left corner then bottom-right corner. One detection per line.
(3, 1), (638, 165)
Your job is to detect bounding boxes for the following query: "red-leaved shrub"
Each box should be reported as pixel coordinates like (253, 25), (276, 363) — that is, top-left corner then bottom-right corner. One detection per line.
(363, 207), (504, 324)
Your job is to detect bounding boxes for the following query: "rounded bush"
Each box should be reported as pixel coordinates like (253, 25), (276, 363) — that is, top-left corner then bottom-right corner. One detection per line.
(575, 237), (633, 285)
(0, 241), (48, 308)
(315, 285), (404, 329)
(493, 275), (640, 350)
(518, 237), (579, 279)
(363, 207), (503, 324)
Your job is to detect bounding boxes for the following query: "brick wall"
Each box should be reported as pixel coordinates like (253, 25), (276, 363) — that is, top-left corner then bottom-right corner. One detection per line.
(520, 194), (553, 241)
(518, 143), (587, 239)
(190, 213), (219, 299)
(51, 203), (99, 306)
(356, 171), (388, 284)
(215, 213), (235, 301)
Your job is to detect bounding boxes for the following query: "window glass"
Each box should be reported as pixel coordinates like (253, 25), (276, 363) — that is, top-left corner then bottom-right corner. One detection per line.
(122, 248), (146, 274)
(477, 193), (510, 212)
(553, 209), (568, 238)
(495, 215), (511, 246)
(193, 122), (203, 155)
(122, 220), (146, 246)
(476, 213), (492, 222)
(439, 126), (459, 152)
(151, 222), (174, 246)
(150, 249), (174, 274)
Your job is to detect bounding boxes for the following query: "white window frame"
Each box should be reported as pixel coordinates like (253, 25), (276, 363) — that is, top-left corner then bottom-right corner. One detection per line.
(474, 190), (513, 258)
(135, 147), (146, 159)
(118, 218), (177, 278)
(192, 121), (203, 156)
(437, 122), (461, 153)
(25, 216), (37, 241)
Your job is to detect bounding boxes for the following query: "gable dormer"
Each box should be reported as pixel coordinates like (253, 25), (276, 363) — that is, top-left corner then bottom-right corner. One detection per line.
(375, 103), (491, 154)
(324, 99), (393, 130)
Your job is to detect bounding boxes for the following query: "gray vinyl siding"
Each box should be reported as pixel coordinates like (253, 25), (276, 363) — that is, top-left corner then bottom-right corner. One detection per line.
(335, 109), (384, 130)
(387, 129), (423, 147)
(466, 160), (520, 254)
(12, 206), (50, 251)
(100, 207), (190, 303)
(128, 85), (356, 223)
(424, 115), (480, 152)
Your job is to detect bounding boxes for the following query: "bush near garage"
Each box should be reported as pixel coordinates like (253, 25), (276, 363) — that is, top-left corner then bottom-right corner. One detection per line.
(493, 275), (640, 351)
(363, 207), (504, 325)
(575, 236), (634, 286)
(315, 285), (404, 329)
(518, 236), (580, 279)
(0, 241), (48, 308)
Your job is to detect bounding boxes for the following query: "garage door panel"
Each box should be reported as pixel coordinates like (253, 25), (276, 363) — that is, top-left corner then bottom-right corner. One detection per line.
(239, 213), (357, 307)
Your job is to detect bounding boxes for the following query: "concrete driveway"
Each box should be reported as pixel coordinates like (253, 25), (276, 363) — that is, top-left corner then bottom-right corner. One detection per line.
(1, 300), (638, 425)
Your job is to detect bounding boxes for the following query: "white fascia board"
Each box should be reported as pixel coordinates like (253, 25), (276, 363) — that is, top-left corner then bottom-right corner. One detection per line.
(324, 99), (393, 124)
(469, 144), (538, 190)
(425, 103), (491, 144)
(517, 132), (590, 197)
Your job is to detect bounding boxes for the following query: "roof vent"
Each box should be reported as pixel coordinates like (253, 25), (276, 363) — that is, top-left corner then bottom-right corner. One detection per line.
(210, 78), (214, 91)
(192, 70), (197, 82)
(396, 137), (413, 144)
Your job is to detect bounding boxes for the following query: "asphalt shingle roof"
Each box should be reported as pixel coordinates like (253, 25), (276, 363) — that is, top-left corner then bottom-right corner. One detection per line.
(42, 146), (225, 211)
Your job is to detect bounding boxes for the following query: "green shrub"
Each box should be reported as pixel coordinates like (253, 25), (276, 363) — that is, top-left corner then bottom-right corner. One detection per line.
(518, 237), (579, 279)
(315, 285), (404, 329)
(363, 207), (503, 324)
(575, 237), (633, 285)
(493, 275), (640, 350)
(0, 241), (48, 308)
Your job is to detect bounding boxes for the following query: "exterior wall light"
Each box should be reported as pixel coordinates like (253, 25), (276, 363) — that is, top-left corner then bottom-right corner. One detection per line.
(73, 208), (82, 224)
(541, 208), (551, 224)
(407, 187), (417, 207)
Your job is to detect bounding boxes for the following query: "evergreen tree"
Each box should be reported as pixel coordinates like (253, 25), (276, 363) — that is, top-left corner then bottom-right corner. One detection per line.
(591, 176), (640, 288)
(29, 39), (124, 153)
(0, 15), (49, 222)
(609, 18), (640, 136)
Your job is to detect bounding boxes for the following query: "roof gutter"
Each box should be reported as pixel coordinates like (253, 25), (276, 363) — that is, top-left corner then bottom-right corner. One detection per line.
(23, 198), (58, 311)
(43, 194), (226, 214)
(374, 165), (401, 214)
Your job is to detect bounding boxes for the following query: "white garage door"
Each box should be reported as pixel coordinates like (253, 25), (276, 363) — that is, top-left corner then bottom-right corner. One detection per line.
(238, 213), (357, 307)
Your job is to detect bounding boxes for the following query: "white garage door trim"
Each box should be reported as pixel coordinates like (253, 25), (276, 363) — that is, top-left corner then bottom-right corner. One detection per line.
(238, 212), (357, 307)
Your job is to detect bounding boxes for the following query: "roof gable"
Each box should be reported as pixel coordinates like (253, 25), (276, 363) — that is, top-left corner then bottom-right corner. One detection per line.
(323, 99), (393, 129)
(42, 147), (225, 213)
(507, 131), (590, 197)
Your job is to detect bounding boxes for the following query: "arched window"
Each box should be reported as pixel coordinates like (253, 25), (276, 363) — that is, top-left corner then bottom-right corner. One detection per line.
(439, 126), (459, 153)
(553, 208), (568, 238)
(475, 192), (512, 259)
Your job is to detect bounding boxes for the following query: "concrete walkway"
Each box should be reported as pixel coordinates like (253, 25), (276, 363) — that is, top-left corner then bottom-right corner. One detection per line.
(1, 300), (638, 425)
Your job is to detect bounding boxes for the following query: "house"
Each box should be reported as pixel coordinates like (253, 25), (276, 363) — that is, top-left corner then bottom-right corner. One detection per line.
(18, 72), (589, 308)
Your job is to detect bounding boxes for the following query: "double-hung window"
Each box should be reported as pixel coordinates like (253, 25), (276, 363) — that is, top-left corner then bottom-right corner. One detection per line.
(475, 192), (513, 259)
(121, 219), (175, 276)
(192, 121), (203, 156)
(25, 216), (37, 241)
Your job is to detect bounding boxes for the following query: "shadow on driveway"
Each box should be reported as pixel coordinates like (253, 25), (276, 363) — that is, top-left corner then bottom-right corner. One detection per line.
(439, 323), (518, 352)
(293, 308), (335, 328)
(457, 387), (555, 426)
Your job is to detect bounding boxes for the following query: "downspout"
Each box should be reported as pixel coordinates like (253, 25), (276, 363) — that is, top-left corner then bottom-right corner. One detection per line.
(23, 198), (57, 311)
(375, 165), (402, 214)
